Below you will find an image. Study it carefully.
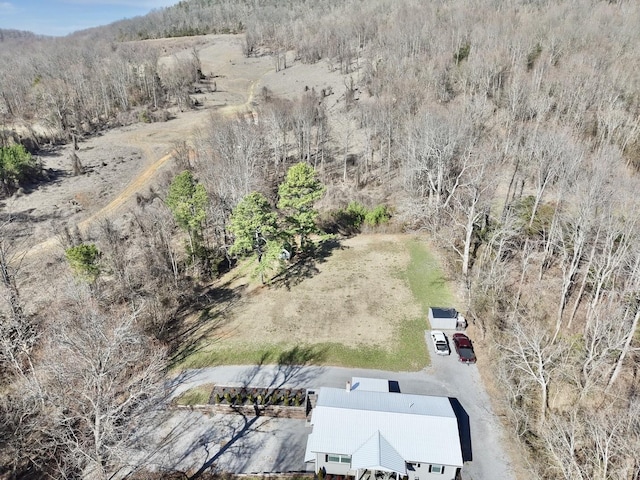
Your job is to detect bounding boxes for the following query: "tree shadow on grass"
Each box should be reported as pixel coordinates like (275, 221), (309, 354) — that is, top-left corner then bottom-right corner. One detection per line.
(272, 344), (328, 387)
(277, 344), (327, 366)
(166, 283), (244, 369)
(269, 236), (344, 290)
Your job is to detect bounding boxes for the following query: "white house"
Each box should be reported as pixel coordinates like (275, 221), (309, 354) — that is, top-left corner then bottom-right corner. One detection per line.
(305, 378), (464, 480)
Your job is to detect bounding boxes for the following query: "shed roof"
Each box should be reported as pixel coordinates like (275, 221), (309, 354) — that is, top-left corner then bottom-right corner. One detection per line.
(429, 307), (458, 319)
(306, 387), (463, 467)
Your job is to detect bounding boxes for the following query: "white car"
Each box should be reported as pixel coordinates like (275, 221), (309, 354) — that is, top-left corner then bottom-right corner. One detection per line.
(431, 330), (450, 355)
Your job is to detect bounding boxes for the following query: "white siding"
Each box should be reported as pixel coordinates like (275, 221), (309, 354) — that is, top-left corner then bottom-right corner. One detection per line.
(317, 453), (353, 475)
(428, 308), (459, 330)
(409, 463), (458, 480)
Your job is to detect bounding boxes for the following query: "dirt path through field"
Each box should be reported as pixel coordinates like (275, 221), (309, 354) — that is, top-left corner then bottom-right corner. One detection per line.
(85, 67), (266, 227)
(80, 66), (267, 229)
(14, 35), (273, 259)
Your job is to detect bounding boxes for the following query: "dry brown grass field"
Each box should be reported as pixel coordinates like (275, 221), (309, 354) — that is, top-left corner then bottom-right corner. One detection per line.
(169, 233), (453, 371)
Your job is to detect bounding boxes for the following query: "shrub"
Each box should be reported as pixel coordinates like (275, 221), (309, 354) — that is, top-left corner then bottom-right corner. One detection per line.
(526, 43), (543, 71)
(454, 42), (471, 64)
(509, 196), (555, 238)
(138, 109), (151, 123)
(317, 207), (360, 236)
(318, 202), (391, 234)
(345, 201), (367, 227)
(65, 243), (102, 282)
(364, 204), (391, 227)
(0, 144), (39, 194)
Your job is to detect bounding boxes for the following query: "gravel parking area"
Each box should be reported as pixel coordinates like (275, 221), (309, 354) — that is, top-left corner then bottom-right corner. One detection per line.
(124, 409), (310, 476)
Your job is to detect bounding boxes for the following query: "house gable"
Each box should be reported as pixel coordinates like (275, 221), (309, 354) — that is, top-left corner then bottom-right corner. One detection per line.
(351, 430), (406, 474)
(305, 385), (463, 469)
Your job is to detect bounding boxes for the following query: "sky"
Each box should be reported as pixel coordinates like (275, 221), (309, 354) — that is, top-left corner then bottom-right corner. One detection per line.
(0, 0), (179, 37)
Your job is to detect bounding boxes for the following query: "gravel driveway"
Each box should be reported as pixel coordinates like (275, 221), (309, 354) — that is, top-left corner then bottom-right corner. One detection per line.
(124, 335), (515, 479)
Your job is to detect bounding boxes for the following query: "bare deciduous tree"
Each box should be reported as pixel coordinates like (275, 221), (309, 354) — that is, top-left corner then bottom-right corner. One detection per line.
(0, 218), (36, 381)
(40, 289), (166, 479)
(195, 113), (267, 211)
(502, 320), (566, 427)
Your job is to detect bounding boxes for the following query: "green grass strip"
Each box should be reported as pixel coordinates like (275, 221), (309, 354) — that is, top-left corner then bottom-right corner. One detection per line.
(405, 238), (453, 316)
(175, 383), (214, 405)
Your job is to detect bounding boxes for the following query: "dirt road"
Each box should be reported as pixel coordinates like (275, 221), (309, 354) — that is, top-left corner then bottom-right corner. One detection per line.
(10, 35), (273, 261)
(7, 32), (348, 266)
(80, 75), (264, 228)
(82, 70), (267, 228)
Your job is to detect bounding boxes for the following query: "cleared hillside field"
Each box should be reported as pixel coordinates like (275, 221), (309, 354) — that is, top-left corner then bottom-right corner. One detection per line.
(171, 234), (454, 371)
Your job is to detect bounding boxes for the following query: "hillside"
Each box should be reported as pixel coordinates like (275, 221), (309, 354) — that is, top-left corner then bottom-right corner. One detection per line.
(0, 28), (40, 42)
(1, 0), (640, 479)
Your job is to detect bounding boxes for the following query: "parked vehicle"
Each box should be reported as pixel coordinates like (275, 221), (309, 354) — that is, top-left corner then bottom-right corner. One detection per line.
(452, 333), (476, 364)
(430, 330), (450, 355)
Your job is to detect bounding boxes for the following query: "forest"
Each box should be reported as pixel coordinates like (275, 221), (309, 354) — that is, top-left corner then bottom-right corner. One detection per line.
(1, 0), (640, 478)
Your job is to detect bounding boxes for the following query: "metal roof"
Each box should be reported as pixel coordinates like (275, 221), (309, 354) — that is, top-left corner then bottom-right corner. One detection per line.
(351, 377), (391, 393)
(351, 431), (407, 474)
(306, 387), (463, 467)
(317, 387), (456, 417)
(429, 307), (458, 319)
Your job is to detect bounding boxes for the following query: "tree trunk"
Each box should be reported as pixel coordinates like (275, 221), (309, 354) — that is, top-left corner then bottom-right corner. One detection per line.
(606, 302), (640, 391)
(462, 193), (477, 277)
(567, 239), (598, 329)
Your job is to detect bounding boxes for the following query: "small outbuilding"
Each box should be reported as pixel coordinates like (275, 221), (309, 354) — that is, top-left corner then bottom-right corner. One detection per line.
(428, 307), (466, 330)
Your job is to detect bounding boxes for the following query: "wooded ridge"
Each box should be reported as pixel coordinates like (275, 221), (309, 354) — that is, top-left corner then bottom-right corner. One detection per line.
(1, 0), (639, 479)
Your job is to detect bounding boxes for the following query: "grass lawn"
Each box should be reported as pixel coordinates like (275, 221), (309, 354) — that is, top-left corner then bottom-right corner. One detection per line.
(172, 236), (453, 372)
(175, 383), (215, 405)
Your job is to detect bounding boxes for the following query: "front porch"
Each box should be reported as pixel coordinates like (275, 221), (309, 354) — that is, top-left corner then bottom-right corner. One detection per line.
(323, 470), (402, 480)
(356, 469), (403, 480)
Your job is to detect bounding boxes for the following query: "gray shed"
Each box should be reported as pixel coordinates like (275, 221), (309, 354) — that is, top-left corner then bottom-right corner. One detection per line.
(428, 307), (466, 330)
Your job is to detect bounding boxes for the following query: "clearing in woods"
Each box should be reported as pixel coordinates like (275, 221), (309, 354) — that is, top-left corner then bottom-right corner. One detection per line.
(171, 234), (454, 372)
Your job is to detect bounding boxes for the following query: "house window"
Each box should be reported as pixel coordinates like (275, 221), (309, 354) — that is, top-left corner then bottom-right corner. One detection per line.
(326, 454), (351, 464)
(428, 465), (444, 474)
